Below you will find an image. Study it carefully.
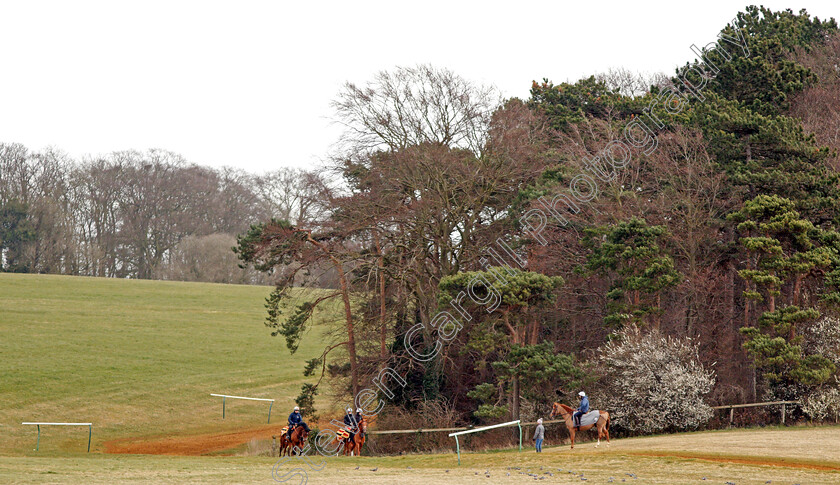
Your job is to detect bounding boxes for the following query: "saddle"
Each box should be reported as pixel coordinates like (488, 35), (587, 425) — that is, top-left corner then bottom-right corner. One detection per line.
(575, 410), (600, 427)
(336, 426), (354, 440)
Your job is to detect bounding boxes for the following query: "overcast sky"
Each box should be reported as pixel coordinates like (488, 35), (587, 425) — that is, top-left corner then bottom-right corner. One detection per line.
(1, 1), (838, 173)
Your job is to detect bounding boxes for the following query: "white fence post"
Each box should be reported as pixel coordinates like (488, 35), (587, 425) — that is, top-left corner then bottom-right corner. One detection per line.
(448, 420), (521, 465)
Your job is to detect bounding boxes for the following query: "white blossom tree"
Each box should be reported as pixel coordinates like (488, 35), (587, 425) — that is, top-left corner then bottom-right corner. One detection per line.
(591, 326), (715, 433)
(802, 317), (840, 421)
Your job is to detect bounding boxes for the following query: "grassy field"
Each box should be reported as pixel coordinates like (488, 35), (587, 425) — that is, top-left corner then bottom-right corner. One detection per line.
(4, 273), (840, 484)
(0, 273), (336, 455)
(2, 427), (840, 484)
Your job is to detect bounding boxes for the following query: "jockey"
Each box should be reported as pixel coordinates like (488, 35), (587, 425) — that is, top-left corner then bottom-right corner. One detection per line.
(343, 407), (357, 442)
(287, 406), (303, 440)
(354, 408), (363, 427)
(574, 391), (589, 428)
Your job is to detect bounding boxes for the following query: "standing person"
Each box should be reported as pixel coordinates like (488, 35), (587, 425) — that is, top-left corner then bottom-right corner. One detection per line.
(574, 391), (590, 428)
(533, 418), (545, 453)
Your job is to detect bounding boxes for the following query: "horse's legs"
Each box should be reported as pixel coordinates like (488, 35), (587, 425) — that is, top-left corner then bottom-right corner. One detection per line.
(570, 428), (575, 449)
(605, 417), (611, 445)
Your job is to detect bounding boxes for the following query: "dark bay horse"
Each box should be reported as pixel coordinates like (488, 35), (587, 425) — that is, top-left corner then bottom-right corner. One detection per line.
(550, 402), (611, 449)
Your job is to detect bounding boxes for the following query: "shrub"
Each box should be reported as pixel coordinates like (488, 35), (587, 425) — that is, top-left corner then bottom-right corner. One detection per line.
(803, 316), (840, 368)
(591, 326), (715, 433)
(801, 317), (840, 420)
(802, 383), (840, 421)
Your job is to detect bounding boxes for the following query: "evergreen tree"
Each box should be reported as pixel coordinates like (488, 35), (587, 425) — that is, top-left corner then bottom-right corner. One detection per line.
(439, 267), (564, 420)
(0, 200), (35, 273)
(730, 195), (838, 398)
(582, 217), (682, 329)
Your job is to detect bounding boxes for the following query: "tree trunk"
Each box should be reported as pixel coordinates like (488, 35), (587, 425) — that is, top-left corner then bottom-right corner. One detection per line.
(745, 136), (752, 162)
(793, 274), (803, 306)
(744, 289), (750, 329)
(505, 311), (521, 421)
(337, 263), (359, 397)
(375, 233), (388, 361)
(512, 376), (521, 421)
(307, 233), (359, 396)
(655, 293), (662, 331)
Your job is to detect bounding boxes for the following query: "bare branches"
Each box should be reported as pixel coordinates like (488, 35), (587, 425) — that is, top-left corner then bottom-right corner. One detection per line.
(596, 67), (667, 98)
(331, 64), (500, 155)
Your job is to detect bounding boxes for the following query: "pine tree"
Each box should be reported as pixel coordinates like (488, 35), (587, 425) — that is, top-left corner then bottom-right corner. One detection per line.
(438, 267), (564, 420)
(729, 195), (838, 397)
(582, 217), (682, 329)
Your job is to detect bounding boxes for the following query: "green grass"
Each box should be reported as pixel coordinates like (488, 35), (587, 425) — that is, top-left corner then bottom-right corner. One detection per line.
(2, 427), (840, 484)
(4, 273), (840, 484)
(0, 273), (334, 455)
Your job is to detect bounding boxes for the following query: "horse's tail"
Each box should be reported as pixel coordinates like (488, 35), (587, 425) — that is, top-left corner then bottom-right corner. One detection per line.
(606, 412), (611, 430)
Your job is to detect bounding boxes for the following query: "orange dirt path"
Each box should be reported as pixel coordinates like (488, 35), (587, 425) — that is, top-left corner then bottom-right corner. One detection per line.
(628, 451), (840, 471)
(104, 424), (289, 456)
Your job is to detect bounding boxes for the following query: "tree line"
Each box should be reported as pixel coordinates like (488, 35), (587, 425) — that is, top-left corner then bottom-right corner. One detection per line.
(0, 145), (328, 284)
(6, 6), (840, 436)
(236, 7), (840, 435)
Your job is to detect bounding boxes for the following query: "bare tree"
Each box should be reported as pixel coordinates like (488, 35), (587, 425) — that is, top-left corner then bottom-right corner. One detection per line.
(596, 67), (666, 97)
(155, 233), (268, 284)
(790, 32), (840, 168)
(255, 168), (328, 227)
(332, 64), (500, 155)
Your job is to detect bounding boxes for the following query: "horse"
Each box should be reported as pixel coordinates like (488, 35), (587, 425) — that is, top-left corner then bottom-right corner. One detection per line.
(344, 417), (367, 456)
(550, 402), (610, 449)
(332, 417), (368, 456)
(277, 432), (290, 456)
(281, 424), (310, 456)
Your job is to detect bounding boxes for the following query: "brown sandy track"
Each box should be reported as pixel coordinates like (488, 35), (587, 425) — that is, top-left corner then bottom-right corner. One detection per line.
(104, 424), (289, 455)
(628, 451), (840, 471)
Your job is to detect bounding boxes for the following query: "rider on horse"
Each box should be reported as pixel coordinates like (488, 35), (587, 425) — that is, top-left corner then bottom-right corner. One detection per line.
(574, 391), (589, 428)
(343, 407), (356, 441)
(287, 406), (309, 441)
(343, 407), (363, 443)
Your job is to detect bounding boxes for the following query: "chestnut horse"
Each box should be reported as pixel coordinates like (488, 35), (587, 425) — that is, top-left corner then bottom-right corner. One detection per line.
(344, 417), (367, 456)
(278, 433), (290, 456)
(281, 425), (310, 456)
(550, 403), (610, 449)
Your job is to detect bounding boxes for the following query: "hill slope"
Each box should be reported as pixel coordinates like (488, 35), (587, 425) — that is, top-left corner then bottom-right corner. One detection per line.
(0, 273), (331, 454)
